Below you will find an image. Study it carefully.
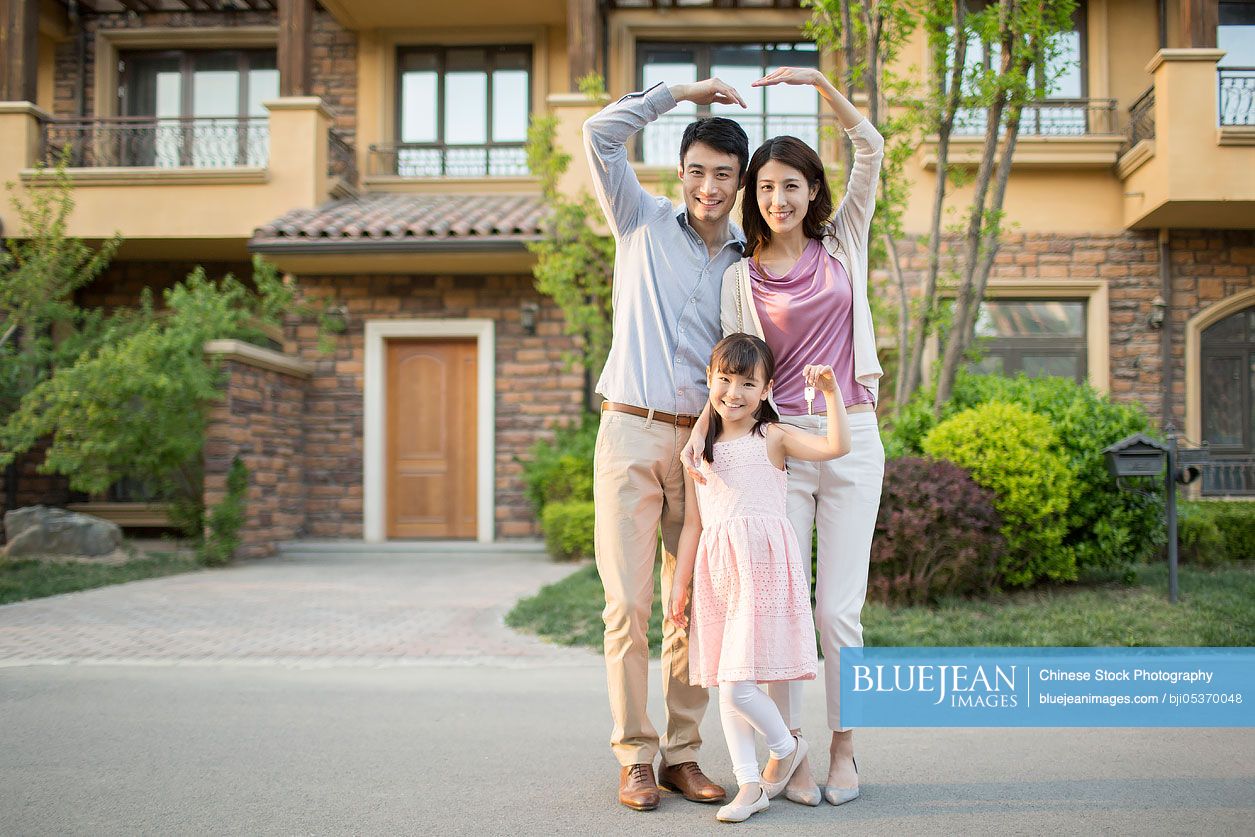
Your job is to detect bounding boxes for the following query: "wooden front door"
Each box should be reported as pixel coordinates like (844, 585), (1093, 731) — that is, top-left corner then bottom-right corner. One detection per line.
(386, 339), (477, 538)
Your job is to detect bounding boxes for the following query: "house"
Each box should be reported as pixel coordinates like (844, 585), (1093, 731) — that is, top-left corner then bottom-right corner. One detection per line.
(0, 0), (1251, 556)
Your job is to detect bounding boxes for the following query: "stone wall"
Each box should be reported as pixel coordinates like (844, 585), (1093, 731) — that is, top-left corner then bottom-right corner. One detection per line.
(292, 274), (584, 540)
(51, 5), (356, 143)
(202, 349), (310, 560)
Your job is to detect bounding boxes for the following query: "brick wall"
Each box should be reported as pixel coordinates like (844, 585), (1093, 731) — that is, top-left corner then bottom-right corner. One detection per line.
(0, 443), (74, 530)
(292, 274), (584, 539)
(77, 261), (252, 309)
(889, 230), (1255, 427)
(52, 5), (356, 141)
(203, 355), (309, 560)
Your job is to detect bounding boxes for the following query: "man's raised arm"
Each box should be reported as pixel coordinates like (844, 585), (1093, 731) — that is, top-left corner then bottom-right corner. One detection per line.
(582, 84), (677, 240)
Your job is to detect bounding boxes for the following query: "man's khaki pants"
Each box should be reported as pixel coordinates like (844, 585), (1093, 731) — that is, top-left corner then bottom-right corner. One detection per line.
(593, 410), (708, 767)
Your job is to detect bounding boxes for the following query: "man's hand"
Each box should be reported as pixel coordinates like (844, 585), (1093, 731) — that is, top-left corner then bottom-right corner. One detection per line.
(670, 78), (748, 109)
(681, 429), (707, 485)
(668, 581), (691, 630)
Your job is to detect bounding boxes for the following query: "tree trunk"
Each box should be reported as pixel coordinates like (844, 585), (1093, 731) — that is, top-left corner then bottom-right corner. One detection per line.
(902, 0), (968, 404)
(887, 233), (912, 413)
(935, 8), (1036, 411)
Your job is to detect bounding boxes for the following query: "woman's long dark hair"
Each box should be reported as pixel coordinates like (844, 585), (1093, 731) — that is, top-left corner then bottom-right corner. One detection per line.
(740, 135), (834, 259)
(703, 334), (780, 464)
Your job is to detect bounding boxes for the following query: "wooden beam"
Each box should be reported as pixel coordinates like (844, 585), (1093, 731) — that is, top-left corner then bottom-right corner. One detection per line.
(1179, 0), (1218, 48)
(0, 0), (38, 103)
(566, 0), (601, 91)
(278, 0), (312, 97)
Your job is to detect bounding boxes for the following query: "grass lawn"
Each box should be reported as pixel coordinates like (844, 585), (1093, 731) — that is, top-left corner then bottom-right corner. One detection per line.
(0, 549), (204, 606)
(505, 560), (1255, 651)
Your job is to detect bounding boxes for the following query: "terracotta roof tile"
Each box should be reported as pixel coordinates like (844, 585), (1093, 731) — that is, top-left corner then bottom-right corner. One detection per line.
(250, 192), (548, 252)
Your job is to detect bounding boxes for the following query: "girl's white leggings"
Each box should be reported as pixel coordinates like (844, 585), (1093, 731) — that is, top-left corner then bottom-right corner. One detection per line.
(718, 681), (796, 786)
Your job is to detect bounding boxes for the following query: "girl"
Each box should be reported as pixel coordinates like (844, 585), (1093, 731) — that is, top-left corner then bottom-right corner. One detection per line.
(668, 334), (851, 823)
(683, 66), (885, 807)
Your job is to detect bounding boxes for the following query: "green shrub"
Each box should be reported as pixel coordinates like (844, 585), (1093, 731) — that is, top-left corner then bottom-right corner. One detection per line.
(521, 412), (598, 512)
(541, 500), (596, 561)
(1179, 501), (1255, 563)
(922, 402), (1076, 587)
(1177, 504), (1228, 565)
(200, 457), (248, 566)
(886, 372), (1163, 574)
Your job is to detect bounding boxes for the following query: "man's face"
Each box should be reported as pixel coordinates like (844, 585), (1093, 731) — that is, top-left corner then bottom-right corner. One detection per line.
(678, 141), (743, 226)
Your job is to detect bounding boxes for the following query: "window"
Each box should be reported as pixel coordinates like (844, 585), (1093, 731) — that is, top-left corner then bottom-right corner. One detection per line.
(635, 42), (820, 165)
(1219, 2), (1255, 126)
(951, 1), (1090, 136)
(968, 300), (1088, 382)
(120, 49), (277, 167)
(393, 46), (531, 177)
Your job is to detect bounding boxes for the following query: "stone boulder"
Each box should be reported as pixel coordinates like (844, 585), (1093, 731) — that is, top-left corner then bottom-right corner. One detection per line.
(3, 505), (123, 558)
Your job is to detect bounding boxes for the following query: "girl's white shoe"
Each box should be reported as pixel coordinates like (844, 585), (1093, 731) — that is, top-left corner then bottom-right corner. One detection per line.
(762, 735), (809, 799)
(716, 787), (769, 823)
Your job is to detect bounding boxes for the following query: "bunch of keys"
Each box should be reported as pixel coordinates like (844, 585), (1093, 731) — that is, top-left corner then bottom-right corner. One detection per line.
(804, 384), (816, 416)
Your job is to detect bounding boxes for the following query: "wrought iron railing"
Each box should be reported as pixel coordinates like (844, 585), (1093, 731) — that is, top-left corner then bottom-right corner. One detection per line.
(953, 98), (1119, 138)
(635, 113), (840, 165)
(366, 142), (529, 178)
(1125, 87), (1156, 151)
(41, 116), (269, 169)
(1201, 455), (1255, 496)
(327, 128), (357, 186)
(1219, 68), (1255, 127)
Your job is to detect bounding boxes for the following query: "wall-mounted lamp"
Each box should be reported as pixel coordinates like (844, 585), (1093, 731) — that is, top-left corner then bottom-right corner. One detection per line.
(1148, 294), (1167, 330)
(520, 301), (540, 336)
(321, 304), (349, 334)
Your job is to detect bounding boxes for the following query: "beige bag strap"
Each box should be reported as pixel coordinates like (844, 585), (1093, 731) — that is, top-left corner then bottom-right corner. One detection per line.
(734, 259), (749, 333)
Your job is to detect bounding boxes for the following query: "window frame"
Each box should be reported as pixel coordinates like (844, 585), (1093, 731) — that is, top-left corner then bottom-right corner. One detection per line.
(119, 48), (277, 120)
(393, 44), (533, 177)
(967, 298), (1090, 384)
(633, 40), (823, 163)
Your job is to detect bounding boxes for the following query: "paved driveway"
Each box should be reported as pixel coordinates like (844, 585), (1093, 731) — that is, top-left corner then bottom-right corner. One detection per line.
(1, 543), (1253, 836)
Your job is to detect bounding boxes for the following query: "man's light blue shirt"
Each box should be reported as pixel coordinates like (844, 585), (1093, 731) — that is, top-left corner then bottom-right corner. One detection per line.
(583, 83), (746, 417)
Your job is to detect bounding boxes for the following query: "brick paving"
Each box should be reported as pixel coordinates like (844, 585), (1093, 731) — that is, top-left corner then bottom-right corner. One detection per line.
(0, 545), (597, 668)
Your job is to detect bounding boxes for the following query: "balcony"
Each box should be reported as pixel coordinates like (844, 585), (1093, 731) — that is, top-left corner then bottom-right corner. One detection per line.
(1117, 50), (1255, 230)
(953, 98), (1120, 138)
(635, 113), (838, 167)
(0, 98), (355, 252)
(41, 116), (270, 169)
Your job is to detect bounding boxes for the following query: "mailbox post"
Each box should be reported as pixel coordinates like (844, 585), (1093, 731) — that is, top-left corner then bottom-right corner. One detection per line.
(1104, 431), (1185, 603)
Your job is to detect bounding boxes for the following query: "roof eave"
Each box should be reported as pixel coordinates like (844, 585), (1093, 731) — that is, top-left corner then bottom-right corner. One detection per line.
(248, 236), (541, 256)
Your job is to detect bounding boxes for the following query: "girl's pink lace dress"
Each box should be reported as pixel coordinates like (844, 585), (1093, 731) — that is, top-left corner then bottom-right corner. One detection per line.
(689, 429), (818, 688)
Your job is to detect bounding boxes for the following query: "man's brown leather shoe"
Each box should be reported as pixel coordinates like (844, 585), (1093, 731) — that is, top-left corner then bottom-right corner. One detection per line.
(658, 761), (727, 803)
(618, 763), (661, 811)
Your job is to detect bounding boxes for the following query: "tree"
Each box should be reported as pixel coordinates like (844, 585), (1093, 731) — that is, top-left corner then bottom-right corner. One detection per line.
(892, 0), (1078, 415)
(0, 258), (297, 536)
(525, 74), (616, 378)
(1, 162), (121, 509)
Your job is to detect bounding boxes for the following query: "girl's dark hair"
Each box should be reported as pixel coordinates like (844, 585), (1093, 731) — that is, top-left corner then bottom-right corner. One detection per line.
(703, 333), (780, 464)
(741, 135), (834, 258)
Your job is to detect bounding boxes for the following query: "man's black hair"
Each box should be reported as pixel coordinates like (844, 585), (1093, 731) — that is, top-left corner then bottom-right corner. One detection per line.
(679, 117), (750, 178)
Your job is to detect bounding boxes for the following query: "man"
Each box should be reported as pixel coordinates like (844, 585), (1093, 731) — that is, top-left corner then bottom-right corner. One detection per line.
(583, 78), (748, 811)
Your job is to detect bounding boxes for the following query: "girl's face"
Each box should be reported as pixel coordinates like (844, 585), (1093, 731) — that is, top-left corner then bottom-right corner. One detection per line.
(708, 360), (772, 427)
(755, 158), (819, 237)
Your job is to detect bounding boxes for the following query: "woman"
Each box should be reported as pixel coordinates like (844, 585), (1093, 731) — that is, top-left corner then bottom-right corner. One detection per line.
(683, 66), (884, 807)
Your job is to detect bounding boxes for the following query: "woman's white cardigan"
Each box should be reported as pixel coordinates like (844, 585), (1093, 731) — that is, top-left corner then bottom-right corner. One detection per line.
(720, 119), (886, 406)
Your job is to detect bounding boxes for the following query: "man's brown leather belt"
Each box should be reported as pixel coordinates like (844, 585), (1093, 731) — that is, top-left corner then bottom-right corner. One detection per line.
(601, 401), (699, 428)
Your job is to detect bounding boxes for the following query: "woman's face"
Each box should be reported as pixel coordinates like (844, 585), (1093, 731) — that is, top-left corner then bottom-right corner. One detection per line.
(755, 158), (819, 237)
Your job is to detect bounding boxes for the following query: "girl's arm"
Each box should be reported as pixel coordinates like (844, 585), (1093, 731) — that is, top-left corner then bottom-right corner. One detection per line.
(772, 364), (851, 462)
(668, 471), (702, 629)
